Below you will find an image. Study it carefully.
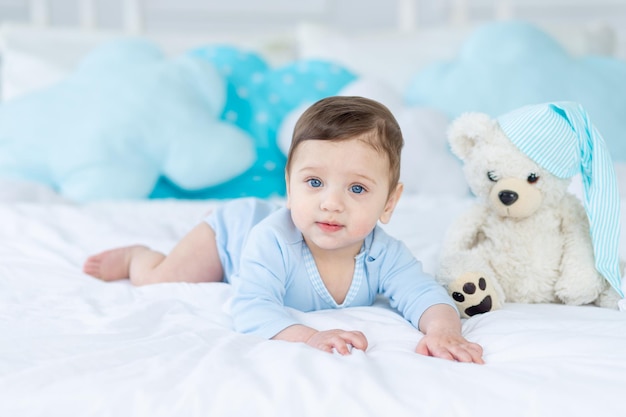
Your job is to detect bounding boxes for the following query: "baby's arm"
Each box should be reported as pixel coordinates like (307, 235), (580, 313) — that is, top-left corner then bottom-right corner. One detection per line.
(273, 325), (368, 355)
(377, 237), (483, 363)
(415, 304), (484, 364)
(231, 218), (367, 355)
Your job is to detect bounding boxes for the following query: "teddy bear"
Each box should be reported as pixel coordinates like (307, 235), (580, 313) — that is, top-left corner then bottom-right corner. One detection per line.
(436, 102), (624, 318)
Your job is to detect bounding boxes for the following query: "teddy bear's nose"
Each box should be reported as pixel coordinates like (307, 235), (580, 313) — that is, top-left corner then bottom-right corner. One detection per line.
(498, 190), (518, 206)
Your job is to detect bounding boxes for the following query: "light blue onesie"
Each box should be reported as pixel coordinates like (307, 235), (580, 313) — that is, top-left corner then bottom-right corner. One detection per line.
(206, 198), (456, 339)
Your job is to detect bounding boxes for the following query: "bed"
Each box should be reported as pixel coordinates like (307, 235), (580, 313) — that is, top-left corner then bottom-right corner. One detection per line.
(2, 1), (626, 416)
(3, 195), (626, 416)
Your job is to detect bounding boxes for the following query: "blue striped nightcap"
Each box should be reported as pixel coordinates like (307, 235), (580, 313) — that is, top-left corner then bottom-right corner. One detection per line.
(497, 102), (624, 298)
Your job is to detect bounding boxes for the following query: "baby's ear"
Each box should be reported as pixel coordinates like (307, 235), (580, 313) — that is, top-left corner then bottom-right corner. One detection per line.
(447, 112), (495, 161)
(379, 183), (404, 224)
(285, 172), (292, 209)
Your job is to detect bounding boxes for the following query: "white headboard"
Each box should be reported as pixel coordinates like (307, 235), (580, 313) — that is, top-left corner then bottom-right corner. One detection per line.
(3, 0), (624, 35)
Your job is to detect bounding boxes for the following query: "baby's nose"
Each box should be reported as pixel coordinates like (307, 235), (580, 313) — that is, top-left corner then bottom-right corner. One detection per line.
(320, 189), (344, 211)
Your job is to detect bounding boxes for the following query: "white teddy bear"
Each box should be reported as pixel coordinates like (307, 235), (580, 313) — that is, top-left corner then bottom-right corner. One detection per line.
(437, 102), (624, 318)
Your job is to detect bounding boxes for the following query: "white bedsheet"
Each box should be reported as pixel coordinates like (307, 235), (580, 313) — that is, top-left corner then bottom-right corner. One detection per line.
(1, 195), (625, 417)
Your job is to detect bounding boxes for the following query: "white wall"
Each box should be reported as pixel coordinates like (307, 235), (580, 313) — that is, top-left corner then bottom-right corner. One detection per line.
(0, 0), (624, 55)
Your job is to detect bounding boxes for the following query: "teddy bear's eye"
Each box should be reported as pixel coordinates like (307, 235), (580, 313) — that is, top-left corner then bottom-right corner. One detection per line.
(487, 171), (498, 182)
(527, 173), (539, 184)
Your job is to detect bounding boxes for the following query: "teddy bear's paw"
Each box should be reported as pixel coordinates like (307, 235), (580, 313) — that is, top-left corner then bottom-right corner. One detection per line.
(554, 272), (605, 306)
(594, 285), (622, 309)
(448, 272), (502, 318)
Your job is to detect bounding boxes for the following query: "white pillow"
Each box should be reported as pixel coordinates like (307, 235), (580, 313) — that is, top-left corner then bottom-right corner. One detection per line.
(0, 178), (67, 203)
(0, 23), (296, 101)
(296, 23), (469, 95)
(296, 22), (617, 95)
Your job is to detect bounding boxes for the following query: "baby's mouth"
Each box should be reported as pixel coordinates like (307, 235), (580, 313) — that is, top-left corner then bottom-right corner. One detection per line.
(317, 221), (343, 232)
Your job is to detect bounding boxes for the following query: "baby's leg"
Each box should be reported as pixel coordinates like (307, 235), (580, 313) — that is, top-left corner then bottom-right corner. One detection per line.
(83, 222), (223, 286)
(83, 244), (150, 281)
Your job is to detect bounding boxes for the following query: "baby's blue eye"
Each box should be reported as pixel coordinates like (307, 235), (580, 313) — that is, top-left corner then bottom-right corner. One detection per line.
(308, 178), (322, 188)
(350, 184), (365, 194)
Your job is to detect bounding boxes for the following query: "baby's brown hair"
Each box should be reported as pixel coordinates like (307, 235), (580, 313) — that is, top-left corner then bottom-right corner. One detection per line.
(286, 96), (404, 193)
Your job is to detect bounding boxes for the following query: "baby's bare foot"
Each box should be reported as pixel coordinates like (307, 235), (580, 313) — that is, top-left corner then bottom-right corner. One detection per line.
(83, 245), (147, 281)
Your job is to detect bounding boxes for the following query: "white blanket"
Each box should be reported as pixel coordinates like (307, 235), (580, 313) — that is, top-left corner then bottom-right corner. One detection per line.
(1, 195), (625, 417)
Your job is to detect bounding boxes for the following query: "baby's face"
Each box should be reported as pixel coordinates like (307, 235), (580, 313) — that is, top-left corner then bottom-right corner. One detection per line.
(286, 137), (399, 258)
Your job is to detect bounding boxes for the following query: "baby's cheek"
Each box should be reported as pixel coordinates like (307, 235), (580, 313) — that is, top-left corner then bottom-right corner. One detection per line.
(351, 218), (378, 238)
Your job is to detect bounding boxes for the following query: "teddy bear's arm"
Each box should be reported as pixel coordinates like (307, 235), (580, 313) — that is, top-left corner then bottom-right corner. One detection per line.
(554, 194), (606, 305)
(443, 204), (490, 252)
(438, 203), (505, 317)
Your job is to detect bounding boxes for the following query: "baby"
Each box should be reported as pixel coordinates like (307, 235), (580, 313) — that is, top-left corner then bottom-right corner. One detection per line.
(84, 96), (483, 363)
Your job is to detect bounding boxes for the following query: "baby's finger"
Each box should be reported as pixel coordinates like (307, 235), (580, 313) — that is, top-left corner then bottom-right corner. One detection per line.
(415, 338), (455, 360)
(330, 337), (352, 355)
(465, 343), (485, 364)
(427, 346), (455, 361)
(448, 343), (484, 364)
(415, 338), (430, 356)
(449, 347), (473, 363)
(342, 331), (368, 351)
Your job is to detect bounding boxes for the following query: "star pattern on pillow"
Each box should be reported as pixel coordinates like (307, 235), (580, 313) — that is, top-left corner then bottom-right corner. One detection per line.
(152, 46), (356, 200)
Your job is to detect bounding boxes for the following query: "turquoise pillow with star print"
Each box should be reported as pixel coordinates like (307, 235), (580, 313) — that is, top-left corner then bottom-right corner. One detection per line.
(151, 46), (357, 200)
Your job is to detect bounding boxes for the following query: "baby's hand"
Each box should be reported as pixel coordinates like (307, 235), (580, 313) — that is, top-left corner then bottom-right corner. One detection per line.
(415, 330), (484, 364)
(306, 329), (368, 355)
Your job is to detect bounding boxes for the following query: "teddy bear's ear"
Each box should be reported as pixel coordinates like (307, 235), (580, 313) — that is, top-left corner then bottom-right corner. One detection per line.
(447, 112), (496, 161)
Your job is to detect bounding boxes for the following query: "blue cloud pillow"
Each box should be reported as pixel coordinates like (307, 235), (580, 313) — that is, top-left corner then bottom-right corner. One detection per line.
(0, 39), (256, 201)
(405, 21), (626, 161)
